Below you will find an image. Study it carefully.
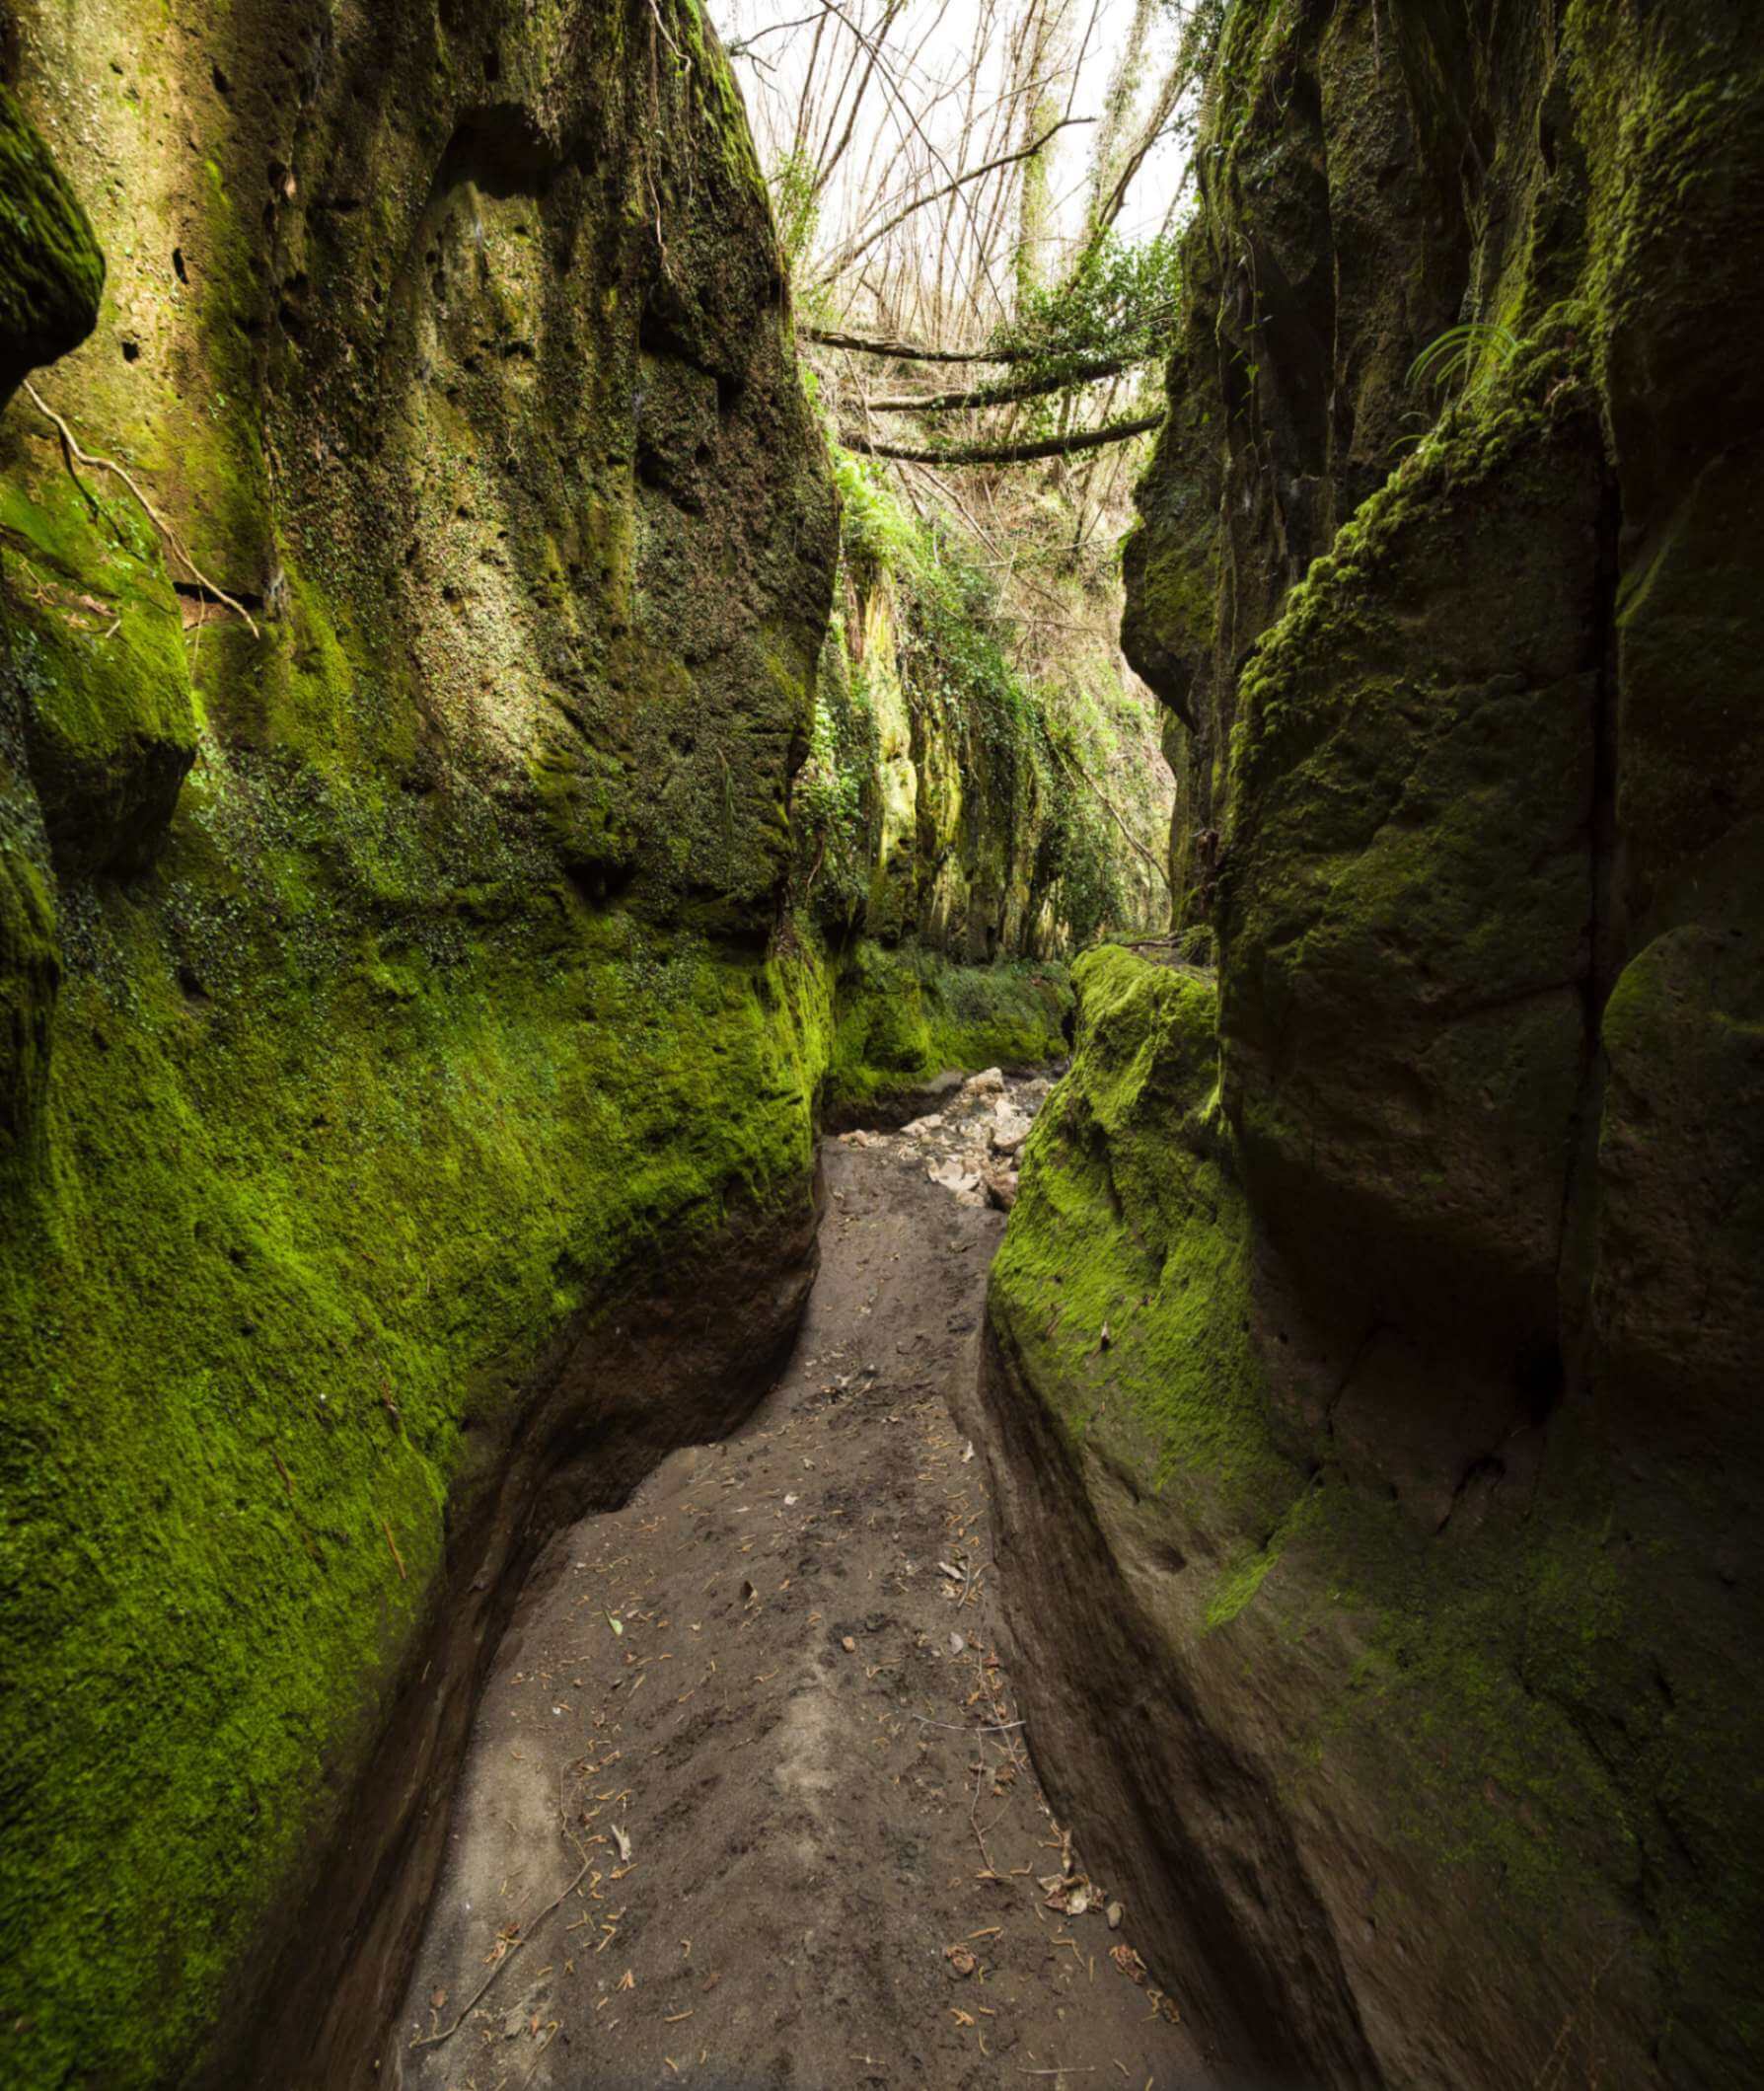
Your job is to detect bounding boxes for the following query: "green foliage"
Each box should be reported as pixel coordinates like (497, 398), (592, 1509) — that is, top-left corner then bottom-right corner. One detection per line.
(992, 229), (1181, 383)
(766, 147), (820, 274)
(829, 446), (1167, 951)
(827, 940), (1071, 1107)
(1406, 319), (1522, 397)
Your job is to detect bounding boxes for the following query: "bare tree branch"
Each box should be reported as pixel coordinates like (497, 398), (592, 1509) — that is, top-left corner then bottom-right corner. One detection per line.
(1047, 738), (1173, 895)
(806, 324), (1022, 362)
(860, 352), (1137, 411)
(839, 411), (1163, 464)
(814, 115), (1094, 282)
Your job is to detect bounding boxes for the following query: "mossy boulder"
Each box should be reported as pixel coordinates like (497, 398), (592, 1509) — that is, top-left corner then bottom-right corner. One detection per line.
(1219, 347), (1609, 1352)
(826, 938), (1070, 1112)
(0, 84), (102, 405)
(2, 476), (197, 873)
(0, 4), (845, 2085)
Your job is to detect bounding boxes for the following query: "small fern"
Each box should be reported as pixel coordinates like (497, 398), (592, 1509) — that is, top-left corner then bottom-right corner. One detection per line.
(1406, 319), (1521, 395)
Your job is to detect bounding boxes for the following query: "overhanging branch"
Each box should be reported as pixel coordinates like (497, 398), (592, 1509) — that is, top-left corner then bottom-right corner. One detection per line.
(862, 353), (1138, 412)
(839, 411), (1164, 466)
(806, 324), (1032, 364)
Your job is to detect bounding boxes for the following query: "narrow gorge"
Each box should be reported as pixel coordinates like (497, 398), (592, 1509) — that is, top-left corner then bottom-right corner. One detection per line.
(1, 4), (1760, 2089)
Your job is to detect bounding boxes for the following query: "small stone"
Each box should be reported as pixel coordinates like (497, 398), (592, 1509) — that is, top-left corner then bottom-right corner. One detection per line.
(1107, 1901), (1125, 1930)
(982, 1165), (1018, 1213)
(991, 1110), (1033, 1154)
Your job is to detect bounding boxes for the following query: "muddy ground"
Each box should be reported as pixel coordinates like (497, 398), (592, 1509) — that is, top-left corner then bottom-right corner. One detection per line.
(391, 1073), (1213, 2091)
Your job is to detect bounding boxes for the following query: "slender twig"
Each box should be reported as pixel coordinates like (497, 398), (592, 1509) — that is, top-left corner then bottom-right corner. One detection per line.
(815, 115), (1094, 282)
(408, 1857), (594, 2051)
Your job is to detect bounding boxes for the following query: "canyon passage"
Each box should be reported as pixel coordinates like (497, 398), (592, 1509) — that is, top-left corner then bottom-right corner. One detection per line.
(3, 3), (1764, 2090)
(392, 1069), (1210, 2089)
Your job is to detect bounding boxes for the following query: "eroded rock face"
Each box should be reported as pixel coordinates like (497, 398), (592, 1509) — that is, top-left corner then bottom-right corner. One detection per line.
(991, 4), (1764, 2087)
(0, 81), (101, 407)
(0, 5), (842, 2087)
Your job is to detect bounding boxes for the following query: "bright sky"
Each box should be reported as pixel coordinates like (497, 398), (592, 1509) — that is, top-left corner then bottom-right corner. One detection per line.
(710, 0), (1194, 316)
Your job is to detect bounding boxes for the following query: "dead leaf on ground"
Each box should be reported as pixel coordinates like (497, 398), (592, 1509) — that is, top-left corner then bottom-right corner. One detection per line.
(1111, 1943), (1148, 1984)
(944, 1944), (978, 1979)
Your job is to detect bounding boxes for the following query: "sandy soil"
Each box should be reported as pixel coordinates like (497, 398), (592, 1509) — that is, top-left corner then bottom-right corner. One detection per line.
(391, 1072), (1213, 2091)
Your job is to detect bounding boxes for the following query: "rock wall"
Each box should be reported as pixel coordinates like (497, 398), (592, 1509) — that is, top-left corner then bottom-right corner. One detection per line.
(990, 3), (1764, 2087)
(797, 457), (1167, 1100)
(0, 4), (1068, 2086)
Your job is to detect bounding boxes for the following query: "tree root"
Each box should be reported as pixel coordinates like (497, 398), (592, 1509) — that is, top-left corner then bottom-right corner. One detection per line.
(21, 381), (262, 639)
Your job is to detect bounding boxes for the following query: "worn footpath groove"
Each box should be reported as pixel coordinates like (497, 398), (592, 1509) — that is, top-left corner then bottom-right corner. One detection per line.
(394, 1073), (1210, 2090)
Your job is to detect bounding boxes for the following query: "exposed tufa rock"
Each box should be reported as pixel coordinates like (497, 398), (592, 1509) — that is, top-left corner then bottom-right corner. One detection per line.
(991, 5), (1764, 2088)
(0, 84), (102, 406)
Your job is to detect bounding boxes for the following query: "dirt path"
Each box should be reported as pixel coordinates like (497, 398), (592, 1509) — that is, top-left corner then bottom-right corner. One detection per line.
(392, 1073), (1212, 2091)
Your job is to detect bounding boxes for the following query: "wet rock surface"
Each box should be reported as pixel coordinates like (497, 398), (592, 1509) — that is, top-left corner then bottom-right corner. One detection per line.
(392, 1072), (1209, 2090)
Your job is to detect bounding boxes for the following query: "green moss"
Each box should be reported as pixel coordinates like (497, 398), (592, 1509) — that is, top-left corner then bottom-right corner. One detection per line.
(0, 843), (57, 1175)
(0, 85), (104, 401)
(0, 813), (832, 2088)
(990, 946), (1294, 1520)
(825, 938), (1070, 1109)
(0, 471), (197, 872)
(828, 453), (1165, 953)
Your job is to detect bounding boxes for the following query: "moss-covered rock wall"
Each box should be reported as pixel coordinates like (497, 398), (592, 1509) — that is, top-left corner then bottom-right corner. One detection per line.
(990, 3), (1764, 2086)
(0, 4), (1082, 2085)
(797, 454), (1167, 1001)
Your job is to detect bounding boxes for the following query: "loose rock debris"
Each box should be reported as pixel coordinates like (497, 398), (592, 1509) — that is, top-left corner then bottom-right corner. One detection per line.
(394, 1068), (1209, 2088)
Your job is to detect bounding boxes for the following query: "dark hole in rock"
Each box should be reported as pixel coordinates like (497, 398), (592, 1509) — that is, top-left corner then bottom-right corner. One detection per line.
(1515, 1341), (1566, 1428)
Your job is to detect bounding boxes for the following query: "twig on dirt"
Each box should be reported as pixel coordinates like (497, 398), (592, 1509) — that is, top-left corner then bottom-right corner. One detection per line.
(914, 1714), (1026, 1734)
(408, 1857), (594, 2051)
(969, 1756), (997, 1876)
(21, 380), (262, 638)
(515, 2021), (559, 2086)
(1020, 2070), (1097, 2077)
